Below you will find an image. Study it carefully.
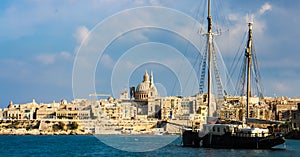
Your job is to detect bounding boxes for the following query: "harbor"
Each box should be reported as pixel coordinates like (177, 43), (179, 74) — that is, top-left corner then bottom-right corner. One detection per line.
(0, 0), (300, 155)
(0, 135), (300, 156)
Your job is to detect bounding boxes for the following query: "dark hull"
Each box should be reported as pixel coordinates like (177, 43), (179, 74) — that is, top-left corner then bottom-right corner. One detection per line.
(285, 130), (300, 139)
(201, 133), (285, 149)
(182, 131), (285, 149)
(182, 129), (201, 147)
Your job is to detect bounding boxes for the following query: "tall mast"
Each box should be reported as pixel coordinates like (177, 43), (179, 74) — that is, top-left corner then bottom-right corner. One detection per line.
(207, 0), (213, 118)
(245, 22), (253, 122)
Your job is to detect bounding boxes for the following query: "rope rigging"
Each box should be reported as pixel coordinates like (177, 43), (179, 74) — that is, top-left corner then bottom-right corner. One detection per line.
(231, 23), (264, 98)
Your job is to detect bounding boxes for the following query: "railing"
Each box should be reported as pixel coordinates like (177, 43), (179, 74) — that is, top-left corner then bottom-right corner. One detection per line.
(231, 132), (283, 138)
(231, 132), (270, 138)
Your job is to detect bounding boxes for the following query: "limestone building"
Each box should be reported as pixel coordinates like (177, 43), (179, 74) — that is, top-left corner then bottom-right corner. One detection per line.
(134, 71), (158, 101)
(131, 71), (160, 118)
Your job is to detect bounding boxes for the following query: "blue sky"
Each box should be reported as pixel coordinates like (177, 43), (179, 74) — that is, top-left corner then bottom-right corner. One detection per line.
(0, 0), (299, 108)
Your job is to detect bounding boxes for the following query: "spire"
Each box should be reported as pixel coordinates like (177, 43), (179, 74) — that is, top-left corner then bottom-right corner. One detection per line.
(150, 71), (154, 86)
(143, 70), (149, 82)
(8, 100), (13, 108)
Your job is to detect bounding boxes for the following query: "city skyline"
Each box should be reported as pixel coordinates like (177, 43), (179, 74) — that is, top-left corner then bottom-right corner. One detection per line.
(1, 0), (300, 108)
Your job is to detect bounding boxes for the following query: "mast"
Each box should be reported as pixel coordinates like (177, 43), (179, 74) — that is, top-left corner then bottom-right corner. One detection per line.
(207, 0), (213, 118)
(245, 22), (253, 122)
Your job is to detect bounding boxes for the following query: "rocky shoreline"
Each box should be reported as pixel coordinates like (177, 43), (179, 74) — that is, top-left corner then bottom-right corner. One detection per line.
(0, 119), (183, 136)
(0, 128), (91, 135)
(0, 120), (90, 135)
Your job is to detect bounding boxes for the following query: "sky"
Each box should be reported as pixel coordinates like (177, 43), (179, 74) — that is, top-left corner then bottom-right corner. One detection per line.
(0, 0), (300, 108)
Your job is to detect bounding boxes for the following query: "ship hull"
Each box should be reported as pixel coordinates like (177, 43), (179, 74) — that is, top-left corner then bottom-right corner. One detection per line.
(182, 131), (285, 149)
(201, 133), (285, 149)
(182, 129), (201, 147)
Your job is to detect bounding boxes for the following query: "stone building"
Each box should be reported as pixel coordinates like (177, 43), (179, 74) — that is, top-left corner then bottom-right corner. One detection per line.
(3, 100), (38, 120)
(134, 71), (158, 101)
(132, 71), (160, 118)
(36, 101), (60, 119)
(274, 97), (299, 121)
(160, 96), (182, 120)
(55, 99), (91, 120)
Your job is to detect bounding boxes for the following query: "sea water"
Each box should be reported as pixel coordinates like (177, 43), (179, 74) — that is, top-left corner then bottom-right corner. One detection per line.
(0, 135), (299, 157)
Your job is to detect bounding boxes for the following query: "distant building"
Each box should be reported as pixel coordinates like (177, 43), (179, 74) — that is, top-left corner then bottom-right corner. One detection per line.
(160, 96), (181, 120)
(3, 100), (38, 120)
(56, 99), (91, 120)
(275, 97), (299, 121)
(134, 71), (158, 101)
(0, 108), (3, 120)
(36, 101), (60, 119)
(291, 103), (300, 129)
(132, 71), (160, 118)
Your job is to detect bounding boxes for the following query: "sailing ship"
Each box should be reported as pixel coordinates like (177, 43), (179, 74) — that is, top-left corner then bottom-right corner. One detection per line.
(182, 0), (285, 149)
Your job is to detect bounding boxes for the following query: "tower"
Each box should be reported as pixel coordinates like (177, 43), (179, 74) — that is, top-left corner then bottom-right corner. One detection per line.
(150, 71), (154, 87)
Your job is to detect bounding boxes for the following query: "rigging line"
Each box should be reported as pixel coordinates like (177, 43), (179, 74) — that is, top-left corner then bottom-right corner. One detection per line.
(227, 29), (248, 95)
(197, 36), (208, 93)
(251, 64), (257, 95)
(234, 49), (247, 95)
(252, 44), (264, 96)
(170, 39), (195, 96)
(215, 0), (224, 30)
(214, 41), (236, 95)
(193, 53), (202, 93)
(251, 59), (261, 96)
(194, 0), (204, 22)
(213, 56), (225, 98)
(219, 0), (232, 32)
(192, 0), (206, 33)
(201, 0), (207, 27)
(182, 39), (203, 93)
(238, 56), (247, 96)
(213, 41), (232, 96)
(182, 51), (202, 95)
(199, 42), (209, 94)
(172, 0), (206, 96)
(248, 40), (264, 97)
(228, 29), (248, 78)
(170, 32), (195, 96)
(212, 0), (229, 33)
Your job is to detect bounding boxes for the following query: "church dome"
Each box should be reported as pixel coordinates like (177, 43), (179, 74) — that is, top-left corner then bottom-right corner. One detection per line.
(136, 71), (151, 92)
(136, 81), (150, 92)
(134, 70), (159, 100)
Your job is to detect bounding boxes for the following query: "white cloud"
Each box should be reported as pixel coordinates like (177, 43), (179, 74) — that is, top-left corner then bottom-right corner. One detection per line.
(228, 13), (239, 22)
(74, 26), (90, 45)
(36, 54), (56, 65)
(133, 0), (144, 6)
(100, 54), (115, 69)
(273, 82), (289, 93)
(259, 3), (272, 15)
(59, 51), (72, 59)
(150, 0), (161, 6)
(35, 51), (72, 65)
(218, 2), (272, 56)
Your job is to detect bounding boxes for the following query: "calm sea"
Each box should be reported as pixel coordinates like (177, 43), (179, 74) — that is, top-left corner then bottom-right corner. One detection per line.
(0, 135), (299, 157)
